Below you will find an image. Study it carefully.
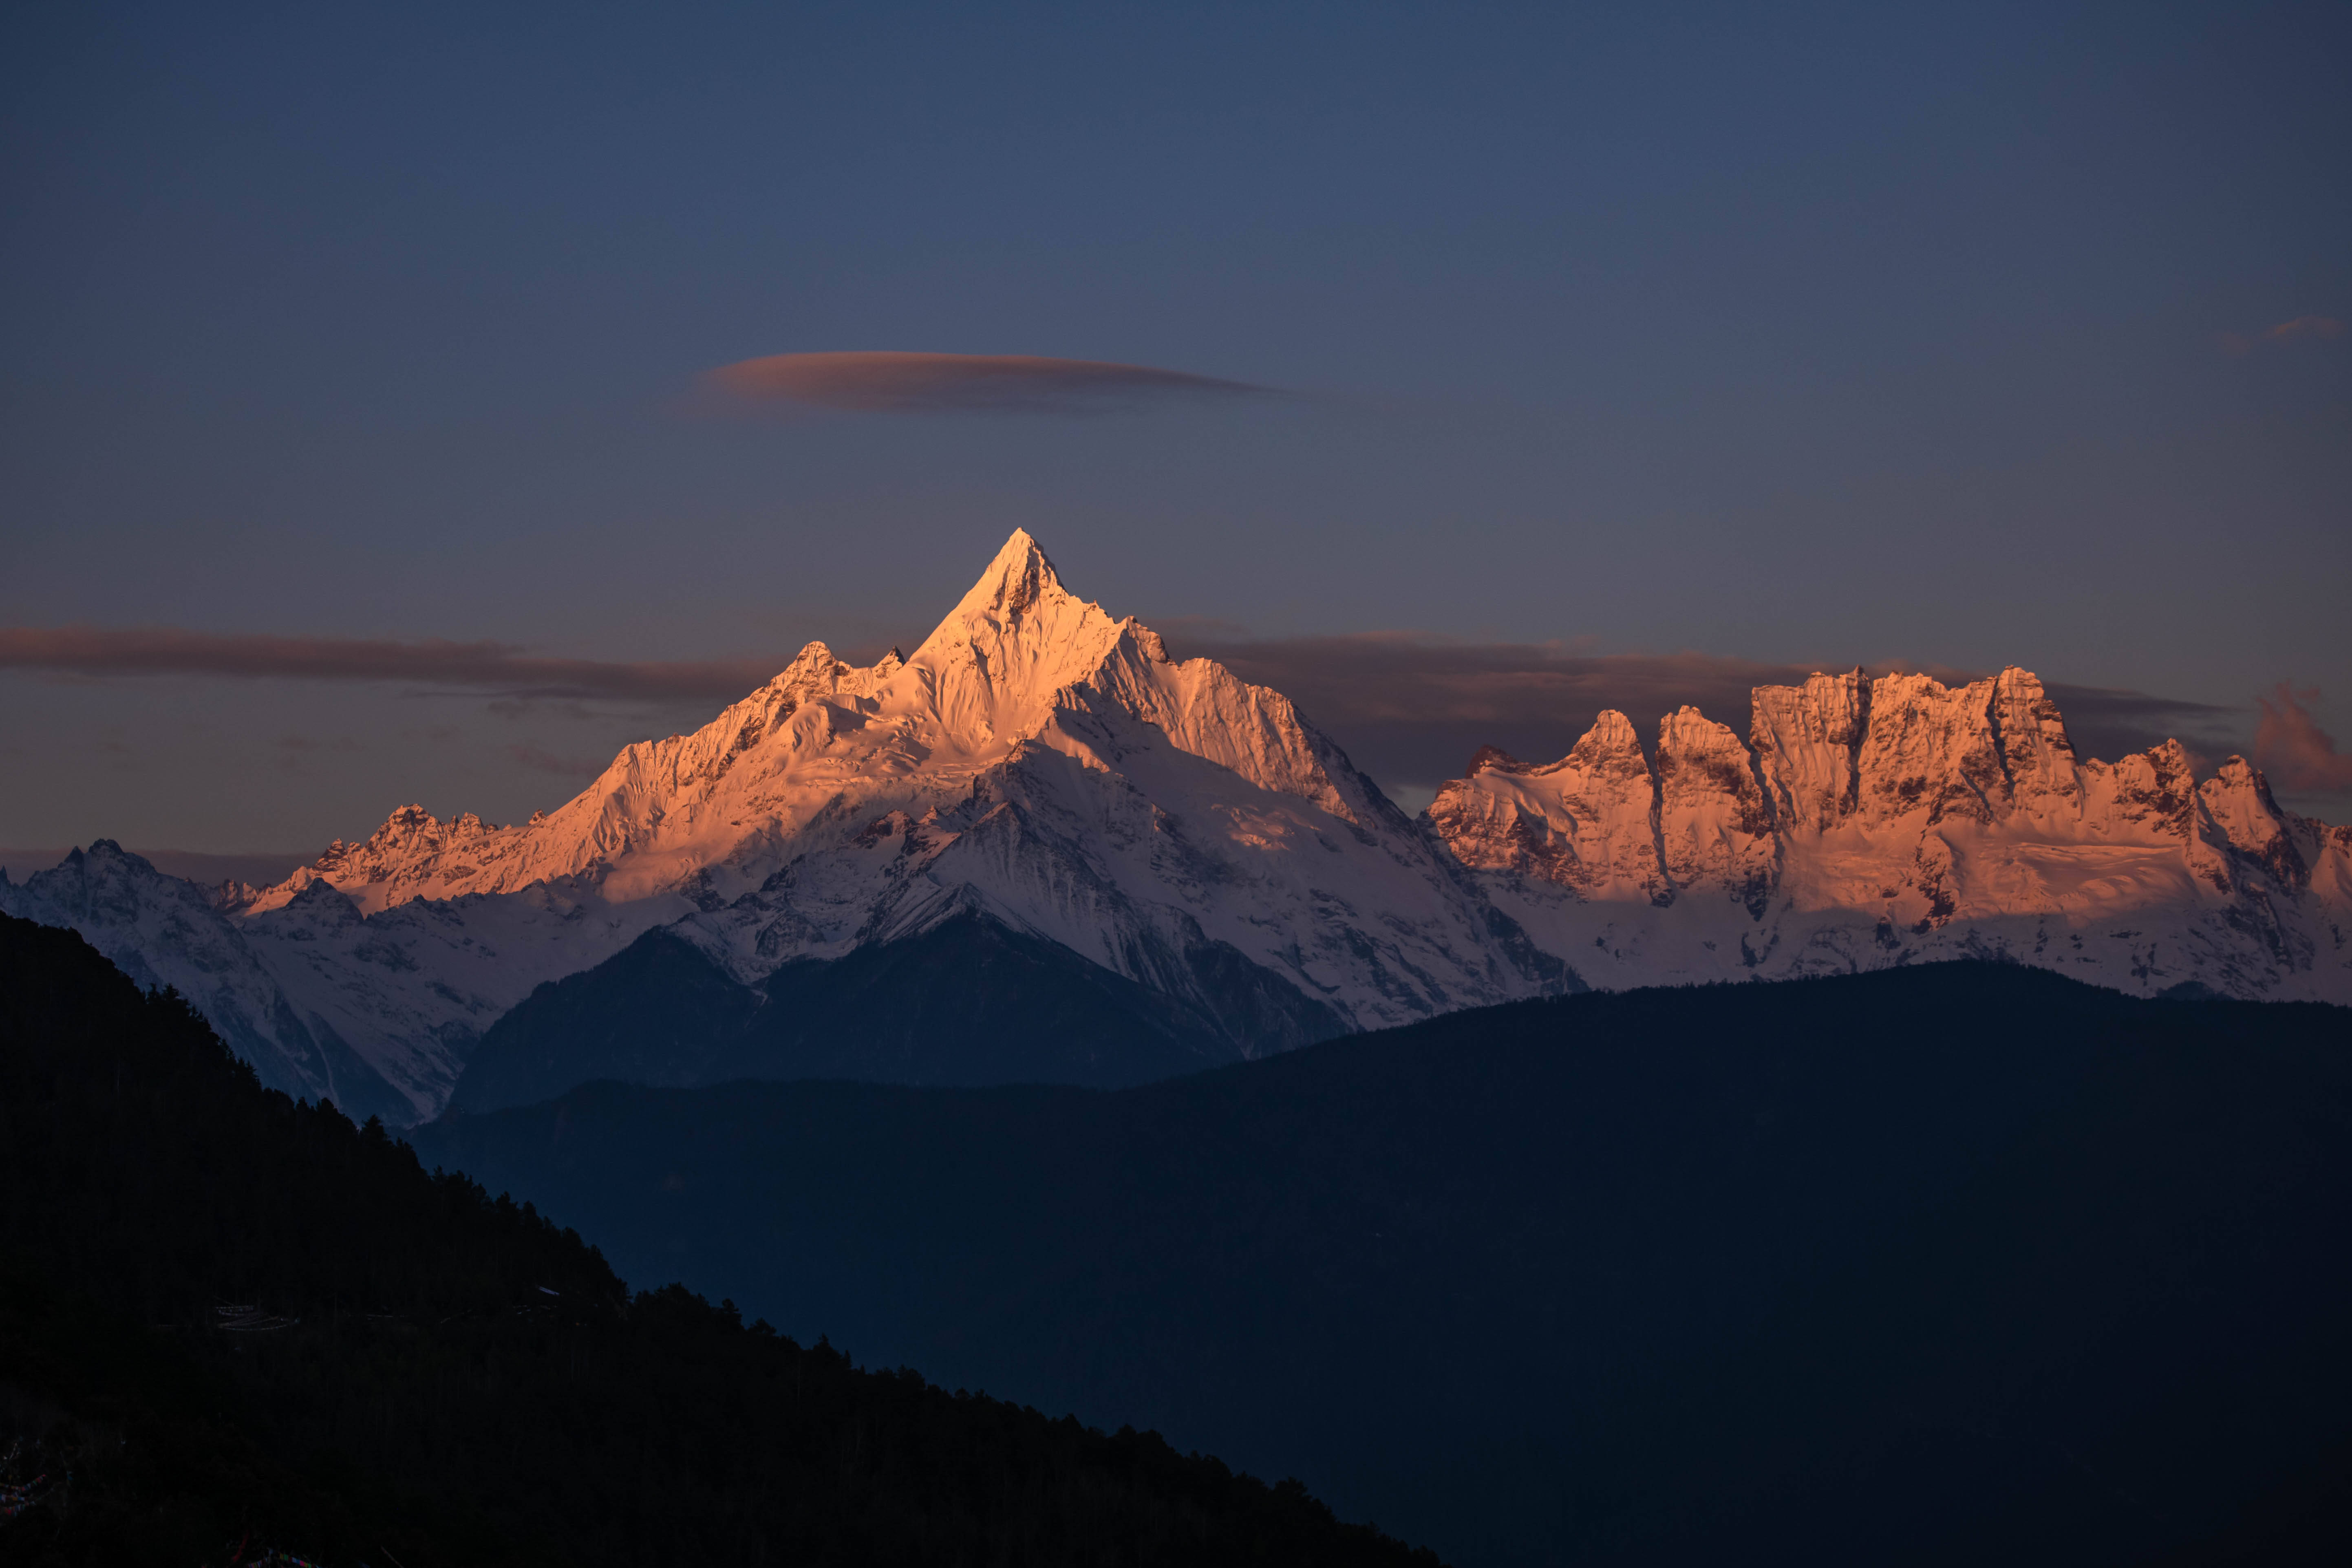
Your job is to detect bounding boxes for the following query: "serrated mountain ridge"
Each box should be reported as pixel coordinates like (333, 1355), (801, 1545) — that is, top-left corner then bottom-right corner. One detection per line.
(5, 534), (2344, 1123)
(1427, 666), (2351, 998)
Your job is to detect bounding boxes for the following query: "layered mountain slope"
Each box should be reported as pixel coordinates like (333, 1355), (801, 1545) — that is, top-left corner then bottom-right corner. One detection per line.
(0, 842), (683, 1121)
(1428, 667), (2352, 1001)
(415, 963), (2352, 1568)
(0, 912), (1438, 1568)
(0, 842), (406, 1123)
(448, 913), (1332, 1114)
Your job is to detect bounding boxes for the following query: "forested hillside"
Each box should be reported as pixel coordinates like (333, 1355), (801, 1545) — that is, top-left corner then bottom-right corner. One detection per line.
(421, 962), (2352, 1566)
(0, 912), (1435, 1567)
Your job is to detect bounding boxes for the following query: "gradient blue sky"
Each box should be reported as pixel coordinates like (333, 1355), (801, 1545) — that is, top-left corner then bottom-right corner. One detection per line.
(4, 0), (2348, 856)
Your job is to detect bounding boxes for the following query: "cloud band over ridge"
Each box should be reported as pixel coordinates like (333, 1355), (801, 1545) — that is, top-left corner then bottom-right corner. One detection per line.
(705, 351), (1270, 414)
(1162, 632), (2252, 792)
(0, 626), (774, 703)
(2256, 684), (2352, 796)
(4, 624), (2286, 798)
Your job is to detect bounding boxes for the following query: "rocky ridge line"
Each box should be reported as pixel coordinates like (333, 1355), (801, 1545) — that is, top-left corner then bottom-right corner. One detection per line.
(1427, 667), (2350, 999)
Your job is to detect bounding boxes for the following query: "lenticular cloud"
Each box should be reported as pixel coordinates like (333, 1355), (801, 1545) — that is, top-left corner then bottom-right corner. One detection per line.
(706, 351), (1268, 414)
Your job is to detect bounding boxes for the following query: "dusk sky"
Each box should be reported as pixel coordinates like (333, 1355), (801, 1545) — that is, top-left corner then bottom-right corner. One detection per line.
(4, 0), (2348, 861)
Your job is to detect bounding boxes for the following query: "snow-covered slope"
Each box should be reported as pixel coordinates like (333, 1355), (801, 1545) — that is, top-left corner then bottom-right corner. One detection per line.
(1427, 668), (2352, 1002)
(0, 843), (416, 1124)
(259, 530), (1563, 1030)
(0, 842), (682, 1122)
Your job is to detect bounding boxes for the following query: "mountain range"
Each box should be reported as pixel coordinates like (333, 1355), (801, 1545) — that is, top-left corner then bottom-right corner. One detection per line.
(4, 531), (2344, 1122)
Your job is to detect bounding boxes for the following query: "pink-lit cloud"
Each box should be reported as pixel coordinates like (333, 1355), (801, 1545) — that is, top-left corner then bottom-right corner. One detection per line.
(2265, 315), (2343, 344)
(2255, 684), (2352, 796)
(0, 626), (776, 703)
(2218, 314), (2343, 355)
(705, 351), (1270, 414)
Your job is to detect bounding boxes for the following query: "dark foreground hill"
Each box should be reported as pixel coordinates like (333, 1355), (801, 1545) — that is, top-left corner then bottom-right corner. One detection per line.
(0, 912), (1434, 1567)
(415, 962), (2352, 1567)
(448, 913), (1353, 1114)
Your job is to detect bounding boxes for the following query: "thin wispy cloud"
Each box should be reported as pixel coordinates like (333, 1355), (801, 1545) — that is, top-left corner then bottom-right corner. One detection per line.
(0, 626), (774, 703)
(505, 743), (609, 778)
(2255, 683), (2352, 796)
(4, 624), (2257, 798)
(705, 351), (1272, 415)
(0, 847), (317, 885)
(2032, 683), (2244, 773)
(2217, 314), (2343, 355)
(2264, 315), (2343, 344)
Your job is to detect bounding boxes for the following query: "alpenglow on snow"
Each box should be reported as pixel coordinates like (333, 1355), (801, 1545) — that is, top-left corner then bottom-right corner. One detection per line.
(6, 531), (2345, 1123)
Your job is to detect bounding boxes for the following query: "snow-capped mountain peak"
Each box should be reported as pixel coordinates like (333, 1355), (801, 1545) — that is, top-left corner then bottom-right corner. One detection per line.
(1427, 667), (2351, 1002)
(256, 531), (1373, 922)
(10, 537), (2342, 1129)
(24, 533), (1555, 1121)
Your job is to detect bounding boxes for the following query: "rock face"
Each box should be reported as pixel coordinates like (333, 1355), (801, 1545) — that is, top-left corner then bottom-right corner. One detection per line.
(1427, 668), (2352, 1002)
(1434, 715), (1668, 902)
